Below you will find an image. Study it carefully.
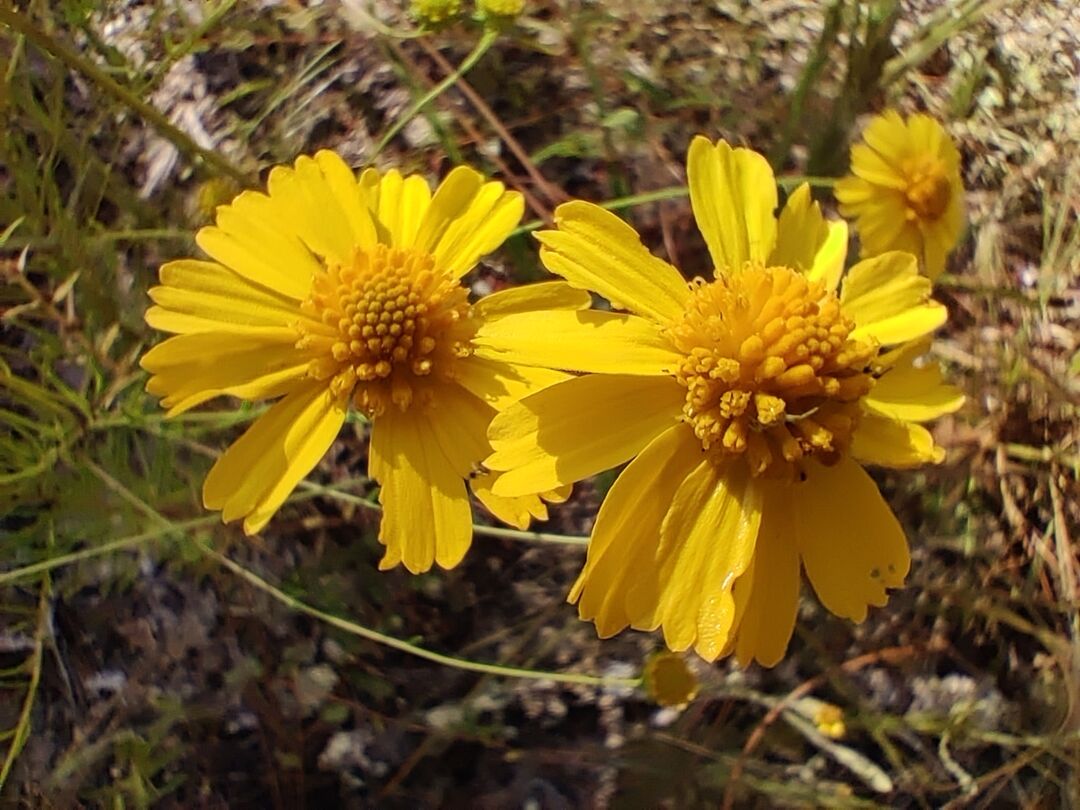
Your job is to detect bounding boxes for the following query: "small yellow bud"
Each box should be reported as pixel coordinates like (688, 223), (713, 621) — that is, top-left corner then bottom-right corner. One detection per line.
(478, 0), (525, 18)
(813, 702), (846, 739)
(410, 0), (463, 26)
(643, 651), (699, 708)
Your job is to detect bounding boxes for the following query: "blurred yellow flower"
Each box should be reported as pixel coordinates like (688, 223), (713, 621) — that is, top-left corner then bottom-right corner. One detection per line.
(410, 0), (463, 26)
(478, 0), (525, 18)
(644, 651), (700, 707)
(812, 702), (847, 739)
(142, 152), (584, 571)
(836, 111), (965, 279)
(478, 137), (964, 665)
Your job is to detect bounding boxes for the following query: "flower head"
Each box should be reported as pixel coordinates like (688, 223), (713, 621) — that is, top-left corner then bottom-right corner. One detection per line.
(478, 137), (964, 664)
(836, 111), (965, 279)
(142, 152), (583, 572)
(644, 651), (700, 707)
(410, 0), (463, 27)
(478, 0), (525, 18)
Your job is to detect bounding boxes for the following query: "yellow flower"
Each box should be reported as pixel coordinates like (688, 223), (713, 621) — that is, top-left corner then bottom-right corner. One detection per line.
(478, 0), (525, 18)
(410, 0), (463, 26)
(141, 151), (585, 572)
(477, 137), (964, 665)
(836, 111), (965, 279)
(811, 701), (846, 739)
(643, 651), (700, 707)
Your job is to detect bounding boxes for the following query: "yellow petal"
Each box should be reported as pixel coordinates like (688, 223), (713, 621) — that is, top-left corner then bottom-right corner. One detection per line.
(202, 381), (347, 534)
(806, 220), (848, 293)
(834, 174), (876, 207)
(920, 197), (965, 280)
(841, 252), (947, 345)
(426, 383), (494, 476)
(536, 201), (689, 323)
(731, 483), (800, 668)
(906, 113), (945, 155)
(313, 150), (380, 251)
(864, 346), (964, 422)
(265, 156), (363, 265)
(860, 110), (910, 165)
(770, 183), (829, 274)
(687, 136), (777, 273)
(357, 167), (382, 214)
(147, 260), (311, 334)
(570, 423), (702, 637)
(141, 331), (310, 416)
(434, 183), (523, 279)
(455, 355), (570, 410)
(470, 471), (551, 530)
(413, 166), (524, 279)
(369, 410), (473, 572)
(655, 461), (763, 661)
(794, 457), (910, 622)
(472, 281), (592, 319)
(365, 168), (433, 249)
(848, 142), (908, 189)
(472, 310), (681, 375)
(486, 374), (685, 497)
(413, 166), (483, 251)
(197, 191), (322, 300)
(851, 411), (944, 468)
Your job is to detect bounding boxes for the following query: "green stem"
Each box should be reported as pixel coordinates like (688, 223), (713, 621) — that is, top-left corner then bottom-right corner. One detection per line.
(1004, 443), (1080, 471)
(202, 542), (639, 688)
(373, 28), (499, 157)
(769, 0), (843, 168)
(470, 523), (588, 547)
(0, 516), (220, 587)
(880, 0), (998, 88)
(0, 483), (360, 588)
(0, 577), (48, 789)
(0, 8), (250, 185)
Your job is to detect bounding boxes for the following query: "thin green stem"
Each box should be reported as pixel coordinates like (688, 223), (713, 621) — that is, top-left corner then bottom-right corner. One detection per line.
(0, 576), (48, 789)
(91, 425), (586, 548)
(0, 516), (219, 587)
(84, 459), (179, 532)
(90, 408), (265, 431)
(1004, 443), (1080, 472)
(202, 542), (638, 688)
(469, 523), (588, 547)
(0, 8), (250, 185)
(373, 29), (499, 158)
(880, 0), (999, 88)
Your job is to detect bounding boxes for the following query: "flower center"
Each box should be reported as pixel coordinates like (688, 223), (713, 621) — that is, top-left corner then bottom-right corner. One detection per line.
(902, 157), (951, 221)
(666, 265), (876, 477)
(296, 244), (473, 416)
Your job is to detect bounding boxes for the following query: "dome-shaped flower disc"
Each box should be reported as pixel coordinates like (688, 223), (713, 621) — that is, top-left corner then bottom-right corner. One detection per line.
(475, 137), (964, 664)
(142, 152), (582, 572)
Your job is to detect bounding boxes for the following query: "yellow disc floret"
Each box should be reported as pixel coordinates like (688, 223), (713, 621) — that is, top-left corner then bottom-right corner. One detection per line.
(666, 264), (876, 477)
(296, 244), (473, 416)
(902, 156), (952, 221)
